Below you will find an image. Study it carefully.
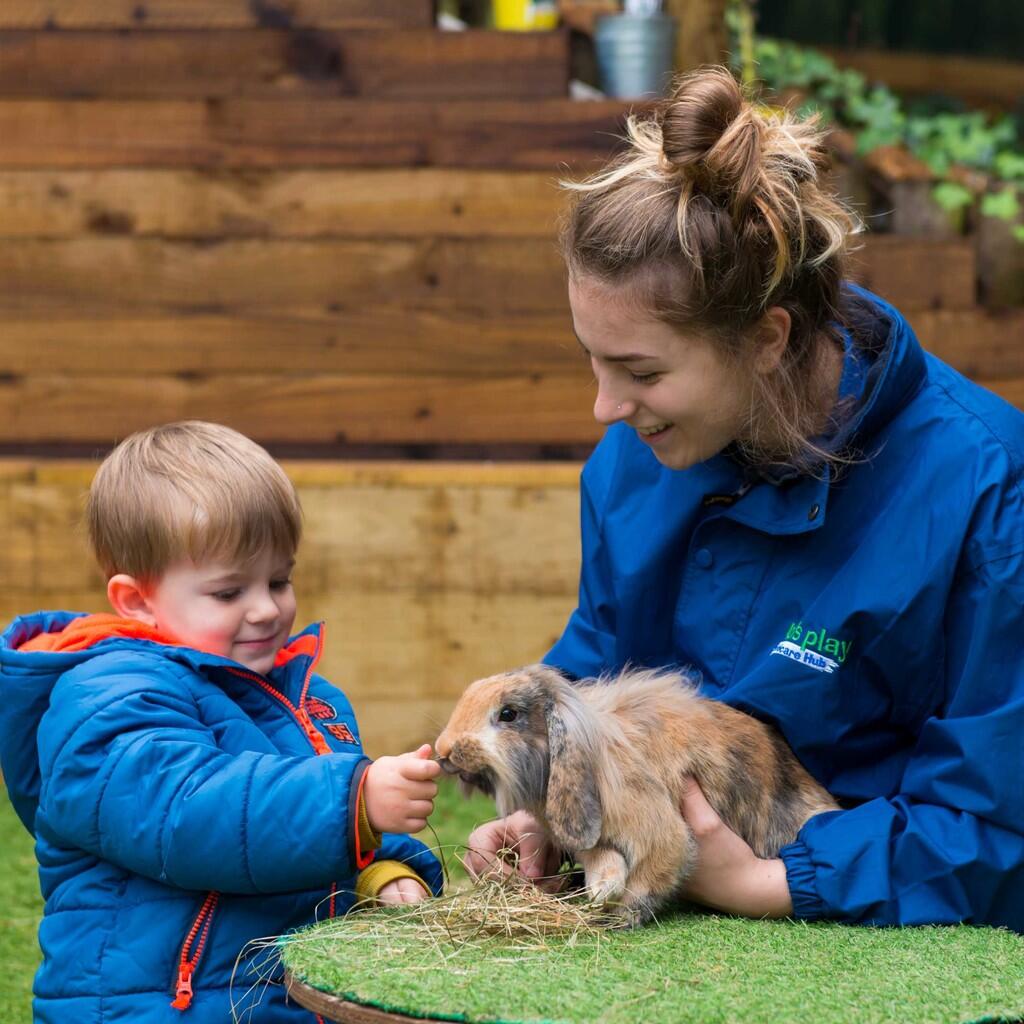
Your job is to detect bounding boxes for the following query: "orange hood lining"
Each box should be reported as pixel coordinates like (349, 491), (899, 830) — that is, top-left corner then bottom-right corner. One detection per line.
(18, 613), (318, 668)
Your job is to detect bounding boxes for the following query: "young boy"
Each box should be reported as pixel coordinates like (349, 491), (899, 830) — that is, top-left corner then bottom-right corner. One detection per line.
(0, 422), (443, 1023)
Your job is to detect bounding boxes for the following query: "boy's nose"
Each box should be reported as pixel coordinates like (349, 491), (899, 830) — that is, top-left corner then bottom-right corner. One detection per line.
(247, 592), (280, 623)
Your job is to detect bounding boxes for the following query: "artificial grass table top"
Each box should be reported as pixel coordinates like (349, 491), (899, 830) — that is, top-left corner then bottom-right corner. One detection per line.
(281, 905), (1024, 1024)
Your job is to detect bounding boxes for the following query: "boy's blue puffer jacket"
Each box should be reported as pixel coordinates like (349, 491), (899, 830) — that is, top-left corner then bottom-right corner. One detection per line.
(0, 615), (443, 1023)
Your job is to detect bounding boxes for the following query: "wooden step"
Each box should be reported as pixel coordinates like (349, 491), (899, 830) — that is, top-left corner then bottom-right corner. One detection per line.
(5, 306), (1018, 382)
(0, 169), (566, 240)
(0, 0), (435, 29)
(0, 310), (578, 376)
(848, 236), (976, 313)
(0, 373), (601, 445)
(0, 235), (978, 317)
(0, 29), (570, 100)
(0, 98), (637, 169)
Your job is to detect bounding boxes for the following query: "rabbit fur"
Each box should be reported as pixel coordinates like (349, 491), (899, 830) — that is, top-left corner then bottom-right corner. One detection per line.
(435, 664), (838, 926)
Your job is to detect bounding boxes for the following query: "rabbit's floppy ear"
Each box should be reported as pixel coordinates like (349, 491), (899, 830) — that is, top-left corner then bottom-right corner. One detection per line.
(544, 684), (602, 851)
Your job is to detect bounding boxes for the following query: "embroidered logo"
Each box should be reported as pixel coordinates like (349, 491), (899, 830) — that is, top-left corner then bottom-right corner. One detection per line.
(325, 723), (357, 744)
(306, 697), (338, 721)
(304, 697), (358, 744)
(770, 621), (852, 675)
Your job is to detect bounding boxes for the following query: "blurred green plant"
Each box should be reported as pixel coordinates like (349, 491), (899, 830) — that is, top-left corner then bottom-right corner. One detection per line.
(725, 1), (1024, 238)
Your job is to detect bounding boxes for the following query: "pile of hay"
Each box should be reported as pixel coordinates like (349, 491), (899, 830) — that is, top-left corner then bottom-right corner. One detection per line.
(285, 874), (617, 966)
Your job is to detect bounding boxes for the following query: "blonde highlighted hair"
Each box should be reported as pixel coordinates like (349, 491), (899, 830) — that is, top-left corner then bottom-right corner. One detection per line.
(562, 66), (863, 469)
(87, 421), (302, 581)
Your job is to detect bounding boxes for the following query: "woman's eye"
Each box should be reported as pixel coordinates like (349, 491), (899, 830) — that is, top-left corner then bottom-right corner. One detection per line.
(498, 706), (518, 723)
(630, 371), (660, 385)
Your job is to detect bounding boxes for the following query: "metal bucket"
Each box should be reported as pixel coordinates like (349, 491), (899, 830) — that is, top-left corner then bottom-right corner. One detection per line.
(594, 14), (677, 99)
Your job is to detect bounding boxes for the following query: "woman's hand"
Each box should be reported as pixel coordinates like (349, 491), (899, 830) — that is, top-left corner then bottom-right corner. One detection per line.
(376, 877), (429, 905)
(463, 811), (565, 893)
(679, 776), (793, 919)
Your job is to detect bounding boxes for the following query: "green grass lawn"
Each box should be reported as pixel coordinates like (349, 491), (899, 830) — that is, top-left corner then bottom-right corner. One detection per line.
(0, 792), (42, 1024)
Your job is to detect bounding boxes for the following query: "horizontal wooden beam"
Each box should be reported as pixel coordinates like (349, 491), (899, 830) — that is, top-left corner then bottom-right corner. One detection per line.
(0, 98), (636, 170)
(0, 235), (977, 316)
(0, 237), (570, 314)
(0, 373), (603, 444)
(0, 169), (566, 240)
(3, 305), (1018, 381)
(821, 46), (1024, 111)
(0, 29), (570, 100)
(848, 235), (975, 312)
(906, 309), (1024, 381)
(0, 1), (435, 29)
(0, 310), (580, 375)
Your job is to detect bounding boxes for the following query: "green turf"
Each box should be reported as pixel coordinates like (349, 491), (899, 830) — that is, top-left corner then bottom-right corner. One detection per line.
(284, 785), (1024, 1024)
(0, 792), (42, 1024)
(8, 780), (1024, 1024)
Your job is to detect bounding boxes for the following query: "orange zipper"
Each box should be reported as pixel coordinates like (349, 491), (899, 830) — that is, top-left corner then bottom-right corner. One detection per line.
(170, 891), (219, 1011)
(228, 668), (331, 755)
(169, 631), (336, 1010)
(227, 628), (329, 756)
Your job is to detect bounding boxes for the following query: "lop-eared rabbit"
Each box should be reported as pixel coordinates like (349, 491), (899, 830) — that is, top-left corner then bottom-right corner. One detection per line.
(435, 665), (837, 926)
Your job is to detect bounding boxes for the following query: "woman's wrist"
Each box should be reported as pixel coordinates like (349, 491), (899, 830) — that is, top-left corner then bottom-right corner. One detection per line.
(738, 857), (793, 919)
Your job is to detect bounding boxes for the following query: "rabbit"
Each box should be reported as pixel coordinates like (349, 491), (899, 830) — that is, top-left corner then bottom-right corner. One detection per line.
(435, 663), (838, 927)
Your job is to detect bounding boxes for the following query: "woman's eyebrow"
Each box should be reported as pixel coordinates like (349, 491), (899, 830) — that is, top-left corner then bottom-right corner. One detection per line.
(573, 332), (656, 363)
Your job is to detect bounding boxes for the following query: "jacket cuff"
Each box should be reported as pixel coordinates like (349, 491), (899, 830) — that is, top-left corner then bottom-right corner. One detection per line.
(355, 860), (428, 905)
(347, 758), (376, 870)
(357, 786), (383, 853)
(779, 840), (827, 920)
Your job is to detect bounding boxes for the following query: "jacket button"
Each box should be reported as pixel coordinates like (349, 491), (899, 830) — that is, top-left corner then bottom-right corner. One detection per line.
(695, 548), (713, 569)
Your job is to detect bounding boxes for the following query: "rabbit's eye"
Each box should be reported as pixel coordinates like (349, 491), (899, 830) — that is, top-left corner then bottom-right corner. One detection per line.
(498, 706), (518, 723)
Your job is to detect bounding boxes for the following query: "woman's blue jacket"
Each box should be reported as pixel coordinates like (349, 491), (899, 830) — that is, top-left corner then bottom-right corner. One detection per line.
(545, 287), (1024, 931)
(0, 616), (442, 1023)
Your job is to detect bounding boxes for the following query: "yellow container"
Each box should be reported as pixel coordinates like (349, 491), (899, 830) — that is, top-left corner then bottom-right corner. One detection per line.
(492, 0), (559, 30)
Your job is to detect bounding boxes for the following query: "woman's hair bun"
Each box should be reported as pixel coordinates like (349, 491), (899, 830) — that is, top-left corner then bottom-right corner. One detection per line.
(659, 66), (760, 207)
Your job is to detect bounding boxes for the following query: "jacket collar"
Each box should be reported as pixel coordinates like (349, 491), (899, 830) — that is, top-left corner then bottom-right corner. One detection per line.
(3, 610), (324, 684)
(691, 286), (926, 537)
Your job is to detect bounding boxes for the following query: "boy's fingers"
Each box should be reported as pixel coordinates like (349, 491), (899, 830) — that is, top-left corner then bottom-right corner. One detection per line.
(400, 757), (442, 781)
(396, 878), (428, 902)
(407, 799), (434, 818)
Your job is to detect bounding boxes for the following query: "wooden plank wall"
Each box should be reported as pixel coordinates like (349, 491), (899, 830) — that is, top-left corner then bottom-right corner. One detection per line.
(0, 461), (581, 754)
(2, 3), (1020, 451)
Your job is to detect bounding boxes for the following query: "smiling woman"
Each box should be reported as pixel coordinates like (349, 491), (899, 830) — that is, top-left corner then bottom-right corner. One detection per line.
(464, 65), (1024, 932)
(570, 275), (773, 470)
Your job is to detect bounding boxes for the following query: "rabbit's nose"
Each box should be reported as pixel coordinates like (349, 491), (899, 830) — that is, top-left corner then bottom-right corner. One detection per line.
(437, 756), (459, 776)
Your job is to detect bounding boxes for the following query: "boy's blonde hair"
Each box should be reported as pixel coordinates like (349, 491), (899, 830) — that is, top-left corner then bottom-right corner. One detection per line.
(87, 421), (302, 581)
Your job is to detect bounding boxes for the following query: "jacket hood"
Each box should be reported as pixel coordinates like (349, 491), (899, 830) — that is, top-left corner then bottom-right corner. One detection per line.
(1, 611), (101, 831)
(0, 611), (323, 834)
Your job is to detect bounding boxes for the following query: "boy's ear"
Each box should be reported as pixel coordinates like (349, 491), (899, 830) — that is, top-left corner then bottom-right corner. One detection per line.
(107, 574), (157, 626)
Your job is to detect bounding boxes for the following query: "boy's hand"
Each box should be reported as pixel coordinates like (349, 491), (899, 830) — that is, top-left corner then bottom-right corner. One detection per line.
(376, 877), (429, 905)
(364, 744), (440, 833)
